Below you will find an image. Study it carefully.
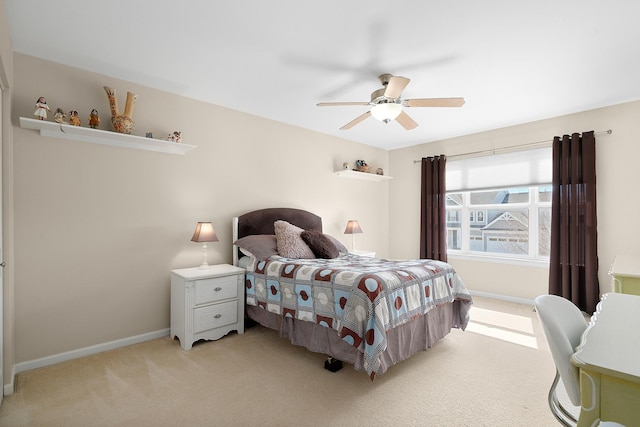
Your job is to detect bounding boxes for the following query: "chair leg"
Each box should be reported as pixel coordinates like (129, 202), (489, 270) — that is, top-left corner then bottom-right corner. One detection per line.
(548, 371), (578, 426)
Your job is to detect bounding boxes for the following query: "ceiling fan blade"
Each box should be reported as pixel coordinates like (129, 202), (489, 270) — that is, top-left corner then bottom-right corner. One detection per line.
(340, 111), (371, 130)
(384, 76), (410, 98)
(317, 101), (370, 107)
(396, 111), (419, 130)
(405, 97), (465, 107)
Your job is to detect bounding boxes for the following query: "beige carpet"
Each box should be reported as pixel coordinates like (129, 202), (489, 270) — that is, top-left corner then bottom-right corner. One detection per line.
(0, 297), (561, 426)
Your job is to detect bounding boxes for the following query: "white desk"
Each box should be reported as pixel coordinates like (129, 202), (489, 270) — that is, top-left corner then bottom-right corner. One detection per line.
(610, 255), (640, 295)
(571, 292), (640, 426)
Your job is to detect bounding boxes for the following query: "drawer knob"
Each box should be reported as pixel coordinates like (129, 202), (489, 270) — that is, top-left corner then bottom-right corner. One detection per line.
(214, 287), (222, 292)
(214, 314), (222, 319)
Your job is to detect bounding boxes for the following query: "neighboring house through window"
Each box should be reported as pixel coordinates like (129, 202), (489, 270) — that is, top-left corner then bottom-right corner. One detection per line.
(445, 147), (551, 262)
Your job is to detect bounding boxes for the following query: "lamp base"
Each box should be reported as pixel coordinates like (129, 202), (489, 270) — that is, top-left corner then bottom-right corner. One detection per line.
(198, 262), (212, 270)
(199, 243), (211, 269)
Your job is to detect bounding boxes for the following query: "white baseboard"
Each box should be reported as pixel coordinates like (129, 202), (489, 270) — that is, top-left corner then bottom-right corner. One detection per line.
(469, 290), (534, 306)
(4, 293), (528, 396)
(6, 328), (170, 394)
(3, 365), (16, 396)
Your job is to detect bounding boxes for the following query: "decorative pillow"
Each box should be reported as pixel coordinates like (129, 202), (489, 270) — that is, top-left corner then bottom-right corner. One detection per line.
(326, 234), (348, 254)
(233, 235), (278, 259)
(274, 220), (316, 259)
(300, 230), (340, 259)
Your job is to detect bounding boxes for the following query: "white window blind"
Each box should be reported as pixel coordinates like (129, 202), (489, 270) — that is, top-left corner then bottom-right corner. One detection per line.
(446, 147), (552, 192)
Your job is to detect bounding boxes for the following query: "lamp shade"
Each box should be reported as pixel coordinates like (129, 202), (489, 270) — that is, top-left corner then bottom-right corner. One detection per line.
(191, 222), (219, 243)
(344, 220), (363, 235)
(370, 102), (402, 123)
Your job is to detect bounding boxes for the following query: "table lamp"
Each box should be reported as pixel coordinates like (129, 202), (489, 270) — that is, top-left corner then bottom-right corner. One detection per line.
(344, 220), (363, 251)
(191, 222), (219, 269)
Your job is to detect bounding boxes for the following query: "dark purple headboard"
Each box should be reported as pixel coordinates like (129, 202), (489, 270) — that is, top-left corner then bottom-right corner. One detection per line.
(233, 208), (323, 265)
(237, 208), (322, 239)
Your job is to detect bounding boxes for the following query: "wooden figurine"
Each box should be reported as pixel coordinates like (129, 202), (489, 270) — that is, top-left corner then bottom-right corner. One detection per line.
(53, 108), (68, 124)
(104, 86), (137, 134)
(88, 109), (100, 128)
(68, 110), (81, 126)
(33, 97), (51, 120)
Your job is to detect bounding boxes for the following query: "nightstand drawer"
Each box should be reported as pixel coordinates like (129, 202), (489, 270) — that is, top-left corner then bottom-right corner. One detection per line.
(171, 264), (245, 350)
(194, 276), (238, 305)
(193, 300), (238, 333)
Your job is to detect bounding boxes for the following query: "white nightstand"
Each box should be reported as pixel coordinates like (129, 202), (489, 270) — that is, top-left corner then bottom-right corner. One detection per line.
(171, 264), (245, 350)
(350, 250), (376, 258)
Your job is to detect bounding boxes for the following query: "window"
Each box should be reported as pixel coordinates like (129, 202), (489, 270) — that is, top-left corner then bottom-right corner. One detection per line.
(469, 209), (486, 224)
(445, 147), (552, 262)
(446, 186), (551, 260)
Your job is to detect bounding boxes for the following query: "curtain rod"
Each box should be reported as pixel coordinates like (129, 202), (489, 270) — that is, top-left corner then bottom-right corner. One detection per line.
(412, 129), (612, 163)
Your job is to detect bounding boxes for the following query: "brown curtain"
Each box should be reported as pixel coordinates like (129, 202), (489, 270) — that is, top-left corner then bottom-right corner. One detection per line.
(420, 155), (447, 261)
(549, 131), (599, 313)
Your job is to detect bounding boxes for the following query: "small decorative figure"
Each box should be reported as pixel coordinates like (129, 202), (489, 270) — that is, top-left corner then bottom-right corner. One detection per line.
(88, 109), (100, 128)
(167, 131), (182, 143)
(33, 97), (51, 120)
(145, 132), (154, 138)
(355, 160), (371, 173)
(68, 110), (81, 126)
(53, 108), (68, 124)
(104, 86), (137, 134)
(342, 162), (350, 170)
(376, 168), (384, 175)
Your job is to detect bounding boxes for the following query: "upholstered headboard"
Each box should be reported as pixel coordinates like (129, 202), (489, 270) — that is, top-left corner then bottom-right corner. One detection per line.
(232, 208), (322, 265)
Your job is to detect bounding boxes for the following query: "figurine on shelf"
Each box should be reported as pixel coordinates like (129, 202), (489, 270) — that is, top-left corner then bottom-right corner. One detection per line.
(88, 109), (100, 128)
(355, 160), (371, 173)
(33, 97), (51, 120)
(68, 110), (81, 126)
(167, 131), (182, 143)
(53, 108), (68, 124)
(145, 132), (153, 138)
(104, 86), (137, 134)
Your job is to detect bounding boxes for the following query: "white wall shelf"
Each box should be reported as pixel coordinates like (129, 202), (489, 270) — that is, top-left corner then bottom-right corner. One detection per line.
(335, 170), (393, 181)
(19, 117), (196, 155)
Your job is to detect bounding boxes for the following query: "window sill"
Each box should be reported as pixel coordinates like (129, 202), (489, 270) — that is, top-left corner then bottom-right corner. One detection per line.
(447, 252), (550, 268)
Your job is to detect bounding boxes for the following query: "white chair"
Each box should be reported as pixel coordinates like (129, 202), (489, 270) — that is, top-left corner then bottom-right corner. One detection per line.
(534, 294), (625, 427)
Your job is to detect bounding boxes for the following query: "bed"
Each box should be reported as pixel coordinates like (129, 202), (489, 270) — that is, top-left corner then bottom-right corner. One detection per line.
(232, 207), (473, 379)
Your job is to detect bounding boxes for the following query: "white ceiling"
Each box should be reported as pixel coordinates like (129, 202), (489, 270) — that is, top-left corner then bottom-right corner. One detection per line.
(6, 0), (640, 150)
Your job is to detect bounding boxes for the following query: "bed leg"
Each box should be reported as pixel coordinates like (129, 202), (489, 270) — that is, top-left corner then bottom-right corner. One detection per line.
(324, 357), (343, 372)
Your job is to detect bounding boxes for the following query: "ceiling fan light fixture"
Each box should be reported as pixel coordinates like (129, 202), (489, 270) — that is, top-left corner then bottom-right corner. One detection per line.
(317, 73), (464, 130)
(370, 102), (402, 123)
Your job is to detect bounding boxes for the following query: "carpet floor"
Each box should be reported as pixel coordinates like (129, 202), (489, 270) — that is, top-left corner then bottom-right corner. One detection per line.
(0, 296), (563, 426)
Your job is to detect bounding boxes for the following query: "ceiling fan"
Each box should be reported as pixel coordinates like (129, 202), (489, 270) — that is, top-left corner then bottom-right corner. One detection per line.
(317, 73), (464, 130)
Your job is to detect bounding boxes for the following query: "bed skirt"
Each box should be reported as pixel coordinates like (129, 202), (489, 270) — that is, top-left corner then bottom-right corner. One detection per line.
(246, 298), (471, 377)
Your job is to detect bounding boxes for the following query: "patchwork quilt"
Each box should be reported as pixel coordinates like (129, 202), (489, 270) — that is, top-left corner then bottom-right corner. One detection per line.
(245, 253), (472, 377)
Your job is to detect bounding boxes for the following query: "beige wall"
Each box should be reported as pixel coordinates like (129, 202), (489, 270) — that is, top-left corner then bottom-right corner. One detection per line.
(10, 54), (390, 365)
(1, 0), (15, 392)
(5, 44), (640, 386)
(389, 101), (640, 300)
